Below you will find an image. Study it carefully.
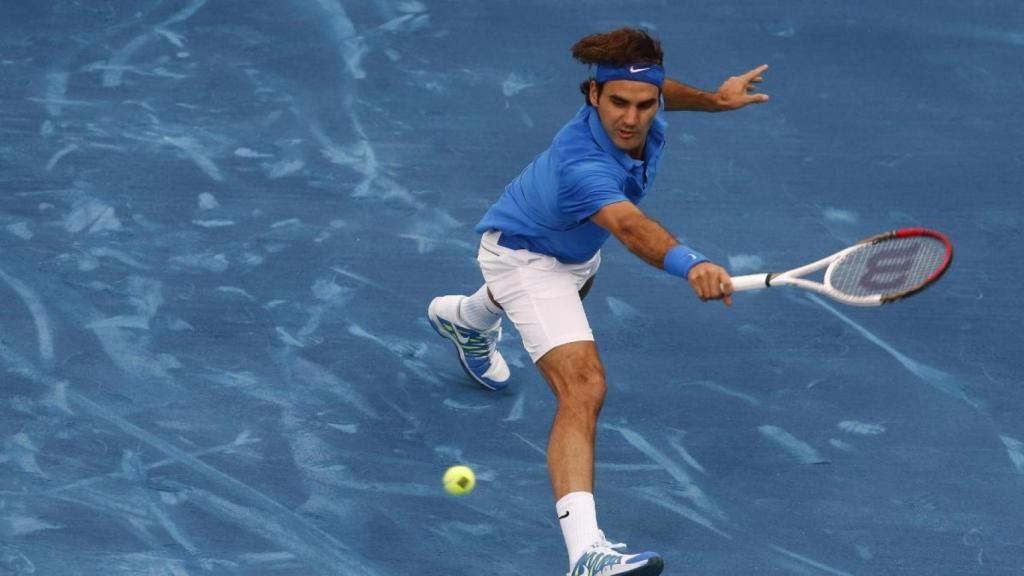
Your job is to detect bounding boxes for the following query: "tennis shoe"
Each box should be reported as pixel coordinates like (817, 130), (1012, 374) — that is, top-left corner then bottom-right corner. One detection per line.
(427, 295), (509, 390)
(569, 532), (664, 576)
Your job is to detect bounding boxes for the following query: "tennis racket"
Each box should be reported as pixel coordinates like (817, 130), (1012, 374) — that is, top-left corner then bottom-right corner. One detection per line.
(730, 228), (953, 306)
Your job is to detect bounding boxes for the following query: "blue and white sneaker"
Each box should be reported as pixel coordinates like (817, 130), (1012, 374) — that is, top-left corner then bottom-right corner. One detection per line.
(427, 295), (510, 391)
(569, 532), (664, 576)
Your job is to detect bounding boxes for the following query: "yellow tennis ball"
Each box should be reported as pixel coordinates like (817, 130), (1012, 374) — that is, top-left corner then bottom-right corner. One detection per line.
(443, 465), (476, 496)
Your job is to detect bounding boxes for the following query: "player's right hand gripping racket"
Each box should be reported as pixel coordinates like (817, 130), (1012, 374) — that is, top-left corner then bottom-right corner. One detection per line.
(730, 228), (953, 306)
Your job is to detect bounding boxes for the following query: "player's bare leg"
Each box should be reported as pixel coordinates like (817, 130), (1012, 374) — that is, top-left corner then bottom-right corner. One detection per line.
(538, 341), (663, 575)
(537, 341), (606, 499)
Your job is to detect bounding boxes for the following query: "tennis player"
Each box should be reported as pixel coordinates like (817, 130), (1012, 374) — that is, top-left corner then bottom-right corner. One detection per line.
(428, 27), (768, 576)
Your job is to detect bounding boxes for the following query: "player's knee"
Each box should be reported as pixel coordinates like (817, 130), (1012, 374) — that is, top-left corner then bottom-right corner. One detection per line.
(559, 364), (606, 414)
(540, 342), (606, 414)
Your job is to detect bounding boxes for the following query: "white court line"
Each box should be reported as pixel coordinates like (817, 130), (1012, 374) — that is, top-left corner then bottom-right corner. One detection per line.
(0, 268), (54, 364)
(771, 545), (854, 576)
(806, 294), (974, 407)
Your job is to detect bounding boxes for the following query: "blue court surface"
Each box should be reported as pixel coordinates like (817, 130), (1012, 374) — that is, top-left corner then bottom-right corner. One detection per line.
(1, 2), (1022, 574)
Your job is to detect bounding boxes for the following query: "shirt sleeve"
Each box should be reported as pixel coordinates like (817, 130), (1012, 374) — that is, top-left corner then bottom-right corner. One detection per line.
(557, 157), (627, 224)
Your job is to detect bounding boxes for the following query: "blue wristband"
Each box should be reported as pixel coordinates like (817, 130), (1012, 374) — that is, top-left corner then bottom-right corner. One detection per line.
(663, 245), (710, 279)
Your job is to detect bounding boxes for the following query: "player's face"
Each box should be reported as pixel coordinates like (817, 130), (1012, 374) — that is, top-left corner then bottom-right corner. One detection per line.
(589, 80), (660, 159)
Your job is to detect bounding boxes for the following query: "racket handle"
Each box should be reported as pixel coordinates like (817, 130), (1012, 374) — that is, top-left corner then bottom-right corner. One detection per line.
(729, 273), (771, 292)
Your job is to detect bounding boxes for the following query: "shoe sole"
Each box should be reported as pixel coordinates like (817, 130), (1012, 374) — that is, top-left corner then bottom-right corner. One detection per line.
(611, 556), (664, 576)
(630, 556), (664, 576)
(427, 298), (505, 391)
(570, 555), (663, 576)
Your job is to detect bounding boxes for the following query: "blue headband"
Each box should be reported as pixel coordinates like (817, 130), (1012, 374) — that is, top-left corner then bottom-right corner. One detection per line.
(595, 63), (665, 88)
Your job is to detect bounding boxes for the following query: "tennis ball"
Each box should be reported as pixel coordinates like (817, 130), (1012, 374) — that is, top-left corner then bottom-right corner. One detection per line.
(443, 465), (476, 496)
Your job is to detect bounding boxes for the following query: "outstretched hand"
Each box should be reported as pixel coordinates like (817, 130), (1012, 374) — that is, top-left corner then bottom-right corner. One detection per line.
(714, 64), (770, 111)
(688, 262), (734, 307)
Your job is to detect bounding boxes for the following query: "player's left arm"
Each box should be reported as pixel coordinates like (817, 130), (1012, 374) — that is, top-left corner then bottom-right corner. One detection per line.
(591, 201), (733, 305)
(663, 64), (770, 112)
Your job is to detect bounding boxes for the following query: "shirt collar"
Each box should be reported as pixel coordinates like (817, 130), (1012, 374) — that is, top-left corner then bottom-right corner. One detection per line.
(586, 105), (666, 172)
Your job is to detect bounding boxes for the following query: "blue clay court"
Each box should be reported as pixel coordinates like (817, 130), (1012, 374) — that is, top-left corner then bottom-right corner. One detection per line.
(0, 1), (1022, 574)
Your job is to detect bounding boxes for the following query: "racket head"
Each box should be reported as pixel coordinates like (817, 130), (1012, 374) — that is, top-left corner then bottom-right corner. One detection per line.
(824, 228), (953, 305)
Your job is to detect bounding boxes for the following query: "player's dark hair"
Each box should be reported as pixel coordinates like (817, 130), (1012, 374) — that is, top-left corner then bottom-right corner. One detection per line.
(571, 27), (664, 105)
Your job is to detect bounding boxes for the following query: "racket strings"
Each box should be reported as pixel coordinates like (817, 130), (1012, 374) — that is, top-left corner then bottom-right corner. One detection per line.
(828, 236), (948, 298)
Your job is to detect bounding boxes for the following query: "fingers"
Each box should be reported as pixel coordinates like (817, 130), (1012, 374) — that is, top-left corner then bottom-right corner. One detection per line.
(688, 264), (734, 307)
(721, 277), (734, 307)
(742, 66), (769, 102)
(741, 64), (770, 81)
(740, 76), (769, 102)
(721, 277), (734, 297)
(717, 65), (771, 110)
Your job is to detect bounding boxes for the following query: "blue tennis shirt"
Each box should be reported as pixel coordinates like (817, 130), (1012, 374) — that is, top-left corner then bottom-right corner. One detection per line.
(475, 105), (668, 264)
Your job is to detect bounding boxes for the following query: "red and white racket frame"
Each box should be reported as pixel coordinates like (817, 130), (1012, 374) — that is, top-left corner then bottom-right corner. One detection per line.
(729, 228), (953, 306)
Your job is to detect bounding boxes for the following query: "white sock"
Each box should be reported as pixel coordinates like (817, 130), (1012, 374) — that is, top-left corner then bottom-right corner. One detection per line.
(556, 491), (602, 568)
(457, 285), (502, 331)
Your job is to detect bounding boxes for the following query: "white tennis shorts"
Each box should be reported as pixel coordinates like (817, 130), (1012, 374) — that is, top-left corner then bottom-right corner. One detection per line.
(478, 230), (601, 363)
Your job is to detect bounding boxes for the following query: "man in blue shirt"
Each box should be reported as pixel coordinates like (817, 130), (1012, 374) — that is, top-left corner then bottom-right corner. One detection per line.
(428, 28), (769, 576)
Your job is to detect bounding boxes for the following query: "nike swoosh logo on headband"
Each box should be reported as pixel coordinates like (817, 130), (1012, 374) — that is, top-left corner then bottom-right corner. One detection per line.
(629, 65), (651, 73)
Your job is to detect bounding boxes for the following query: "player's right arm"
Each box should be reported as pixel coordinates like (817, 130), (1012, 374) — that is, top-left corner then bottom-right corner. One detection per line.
(591, 201), (733, 305)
